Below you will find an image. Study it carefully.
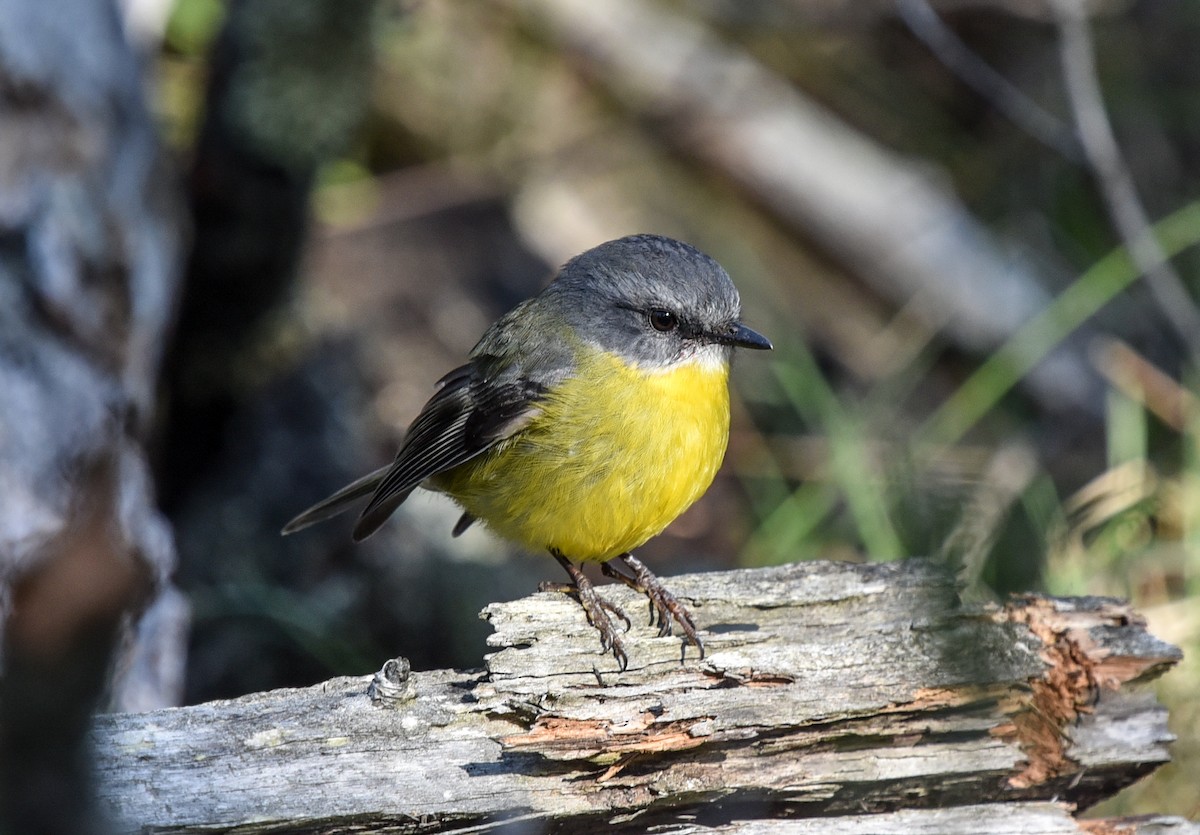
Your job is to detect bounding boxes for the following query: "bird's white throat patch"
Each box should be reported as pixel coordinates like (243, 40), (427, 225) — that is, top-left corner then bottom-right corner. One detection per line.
(642, 342), (731, 374)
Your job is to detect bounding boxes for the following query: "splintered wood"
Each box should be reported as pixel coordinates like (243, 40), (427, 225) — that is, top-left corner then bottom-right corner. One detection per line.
(90, 560), (1192, 834)
(991, 595), (1179, 791)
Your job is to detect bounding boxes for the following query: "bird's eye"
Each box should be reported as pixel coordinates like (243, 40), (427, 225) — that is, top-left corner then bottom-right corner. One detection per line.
(648, 308), (678, 332)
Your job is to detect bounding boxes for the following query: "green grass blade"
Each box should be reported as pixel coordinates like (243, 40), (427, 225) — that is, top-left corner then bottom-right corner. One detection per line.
(921, 201), (1200, 446)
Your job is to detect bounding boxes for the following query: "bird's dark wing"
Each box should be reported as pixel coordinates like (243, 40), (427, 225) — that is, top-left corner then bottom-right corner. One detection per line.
(351, 358), (549, 541)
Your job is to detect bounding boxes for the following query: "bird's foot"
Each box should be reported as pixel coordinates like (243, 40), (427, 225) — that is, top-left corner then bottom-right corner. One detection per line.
(602, 553), (704, 661)
(545, 552), (630, 671)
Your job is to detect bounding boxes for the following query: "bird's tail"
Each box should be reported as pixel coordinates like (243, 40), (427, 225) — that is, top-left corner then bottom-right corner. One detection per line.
(281, 465), (390, 535)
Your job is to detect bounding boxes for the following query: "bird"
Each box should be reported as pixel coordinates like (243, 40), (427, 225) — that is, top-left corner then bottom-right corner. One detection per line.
(282, 234), (772, 669)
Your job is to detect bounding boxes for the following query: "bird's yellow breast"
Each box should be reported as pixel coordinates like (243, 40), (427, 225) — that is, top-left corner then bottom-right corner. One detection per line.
(433, 349), (731, 561)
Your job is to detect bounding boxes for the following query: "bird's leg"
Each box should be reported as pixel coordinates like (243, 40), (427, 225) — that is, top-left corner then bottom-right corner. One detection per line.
(602, 553), (704, 660)
(600, 559), (656, 626)
(541, 550), (630, 671)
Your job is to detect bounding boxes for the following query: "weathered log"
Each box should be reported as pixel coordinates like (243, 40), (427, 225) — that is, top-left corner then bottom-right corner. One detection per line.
(90, 560), (1191, 834)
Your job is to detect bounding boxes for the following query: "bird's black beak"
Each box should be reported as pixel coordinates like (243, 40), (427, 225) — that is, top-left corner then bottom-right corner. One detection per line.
(726, 322), (773, 350)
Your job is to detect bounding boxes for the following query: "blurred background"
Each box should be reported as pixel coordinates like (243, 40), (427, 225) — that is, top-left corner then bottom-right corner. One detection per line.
(140, 0), (1198, 819)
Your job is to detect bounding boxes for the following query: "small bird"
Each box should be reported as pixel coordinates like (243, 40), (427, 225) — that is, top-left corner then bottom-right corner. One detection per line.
(283, 234), (771, 669)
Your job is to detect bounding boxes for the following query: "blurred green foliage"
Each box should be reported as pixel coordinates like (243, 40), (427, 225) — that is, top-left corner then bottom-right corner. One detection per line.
(165, 0), (224, 55)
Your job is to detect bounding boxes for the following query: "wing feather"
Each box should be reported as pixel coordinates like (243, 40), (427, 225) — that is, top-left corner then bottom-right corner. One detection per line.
(351, 359), (548, 541)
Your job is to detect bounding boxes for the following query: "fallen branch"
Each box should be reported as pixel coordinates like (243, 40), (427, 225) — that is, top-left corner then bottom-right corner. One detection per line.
(91, 560), (1190, 834)
(500, 0), (1102, 415)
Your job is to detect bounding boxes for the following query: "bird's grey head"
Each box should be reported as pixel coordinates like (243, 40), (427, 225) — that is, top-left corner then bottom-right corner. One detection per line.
(545, 234), (771, 370)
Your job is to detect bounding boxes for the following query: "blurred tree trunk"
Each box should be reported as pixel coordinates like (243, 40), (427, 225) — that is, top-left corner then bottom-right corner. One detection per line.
(156, 0), (378, 513)
(0, 0), (185, 830)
